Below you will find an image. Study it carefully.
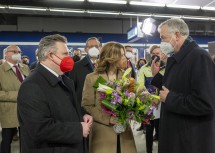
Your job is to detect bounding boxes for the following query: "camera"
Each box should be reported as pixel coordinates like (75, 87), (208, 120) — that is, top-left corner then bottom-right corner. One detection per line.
(151, 55), (160, 63)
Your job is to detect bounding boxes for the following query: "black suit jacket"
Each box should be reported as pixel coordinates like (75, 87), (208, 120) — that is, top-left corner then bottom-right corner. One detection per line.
(17, 64), (86, 153)
(69, 55), (94, 107)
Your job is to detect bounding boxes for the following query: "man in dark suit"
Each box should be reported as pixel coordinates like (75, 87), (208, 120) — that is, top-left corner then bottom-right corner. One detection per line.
(151, 18), (215, 153)
(17, 34), (93, 153)
(125, 45), (136, 78)
(69, 37), (101, 107)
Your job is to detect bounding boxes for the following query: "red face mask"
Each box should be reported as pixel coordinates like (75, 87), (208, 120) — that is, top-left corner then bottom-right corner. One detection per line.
(52, 54), (74, 72)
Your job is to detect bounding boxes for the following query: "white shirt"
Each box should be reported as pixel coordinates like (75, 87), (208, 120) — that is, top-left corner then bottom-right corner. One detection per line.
(40, 63), (59, 78)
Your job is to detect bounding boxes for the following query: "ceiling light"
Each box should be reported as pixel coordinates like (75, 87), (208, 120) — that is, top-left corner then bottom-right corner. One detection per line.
(122, 13), (151, 17)
(50, 9), (85, 13)
(141, 18), (156, 36)
(0, 5), (6, 8)
(201, 6), (215, 11)
(166, 4), (200, 9)
(88, 0), (127, 4)
(9, 6), (46, 11)
(153, 14), (181, 18)
(88, 10), (120, 15)
(182, 16), (210, 20)
(129, 1), (165, 7)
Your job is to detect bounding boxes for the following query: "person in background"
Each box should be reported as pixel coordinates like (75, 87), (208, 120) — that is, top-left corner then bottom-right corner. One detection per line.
(17, 34), (93, 153)
(69, 37), (101, 108)
(0, 45), (30, 153)
(21, 55), (30, 66)
(29, 49), (39, 70)
(73, 48), (82, 59)
(125, 45), (136, 78)
(82, 42), (137, 153)
(137, 45), (165, 153)
(72, 48), (82, 62)
(151, 18), (215, 153)
(136, 58), (147, 71)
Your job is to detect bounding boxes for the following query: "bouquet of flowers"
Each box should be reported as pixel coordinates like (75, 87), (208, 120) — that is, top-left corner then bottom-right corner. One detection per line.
(93, 68), (160, 133)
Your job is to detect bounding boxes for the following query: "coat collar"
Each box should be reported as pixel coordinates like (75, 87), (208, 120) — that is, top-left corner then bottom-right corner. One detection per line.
(78, 55), (94, 71)
(2, 61), (24, 71)
(35, 63), (60, 87)
(173, 36), (198, 63)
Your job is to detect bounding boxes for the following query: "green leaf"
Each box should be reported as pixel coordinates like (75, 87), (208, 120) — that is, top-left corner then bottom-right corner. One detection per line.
(93, 76), (107, 89)
(101, 100), (117, 111)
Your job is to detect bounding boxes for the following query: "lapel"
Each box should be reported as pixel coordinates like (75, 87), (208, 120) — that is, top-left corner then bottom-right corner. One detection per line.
(82, 55), (94, 72)
(19, 63), (29, 77)
(163, 57), (176, 84)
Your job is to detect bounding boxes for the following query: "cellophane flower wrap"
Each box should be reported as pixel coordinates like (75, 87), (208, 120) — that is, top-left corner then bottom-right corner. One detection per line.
(94, 68), (160, 131)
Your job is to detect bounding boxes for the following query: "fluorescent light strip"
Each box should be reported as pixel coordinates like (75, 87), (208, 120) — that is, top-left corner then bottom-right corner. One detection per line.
(0, 6), (6, 8)
(182, 16), (210, 20)
(167, 4), (200, 9)
(122, 13), (151, 17)
(9, 6), (46, 11)
(201, 6), (215, 11)
(153, 14), (181, 18)
(129, 1), (165, 7)
(50, 9), (85, 13)
(88, 11), (119, 15)
(88, 0), (127, 4)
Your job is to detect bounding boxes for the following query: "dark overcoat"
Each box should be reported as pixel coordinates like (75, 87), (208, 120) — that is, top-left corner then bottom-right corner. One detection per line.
(69, 55), (94, 107)
(17, 63), (86, 153)
(152, 39), (215, 153)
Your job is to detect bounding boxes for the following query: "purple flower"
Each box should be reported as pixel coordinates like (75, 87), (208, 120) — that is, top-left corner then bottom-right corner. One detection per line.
(147, 106), (156, 115)
(125, 90), (129, 97)
(111, 92), (122, 104)
(100, 93), (106, 100)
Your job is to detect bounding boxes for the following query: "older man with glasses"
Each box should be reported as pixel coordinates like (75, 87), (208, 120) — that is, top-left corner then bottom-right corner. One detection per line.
(0, 45), (30, 153)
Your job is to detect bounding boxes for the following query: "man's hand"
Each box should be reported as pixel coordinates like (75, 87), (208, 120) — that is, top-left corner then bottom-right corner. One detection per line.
(81, 122), (91, 138)
(159, 86), (169, 102)
(83, 114), (93, 128)
(151, 57), (160, 77)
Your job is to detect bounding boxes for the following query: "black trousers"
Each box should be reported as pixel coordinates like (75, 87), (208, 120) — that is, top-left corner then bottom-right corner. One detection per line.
(0, 128), (17, 153)
(145, 119), (159, 153)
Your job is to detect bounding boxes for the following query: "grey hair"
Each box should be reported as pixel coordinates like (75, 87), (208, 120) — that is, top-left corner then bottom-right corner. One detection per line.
(158, 18), (189, 38)
(37, 34), (67, 61)
(85, 37), (100, 48)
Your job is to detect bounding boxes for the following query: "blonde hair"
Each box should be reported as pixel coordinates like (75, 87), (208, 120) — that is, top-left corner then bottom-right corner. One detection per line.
(95, 42), (125, 73)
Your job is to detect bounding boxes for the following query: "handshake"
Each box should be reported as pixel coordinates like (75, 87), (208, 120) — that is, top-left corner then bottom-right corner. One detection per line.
(81, 114), (93, 138)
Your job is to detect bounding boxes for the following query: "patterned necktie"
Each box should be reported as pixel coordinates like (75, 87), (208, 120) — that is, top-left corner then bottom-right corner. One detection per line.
(13, 65), (24, 83)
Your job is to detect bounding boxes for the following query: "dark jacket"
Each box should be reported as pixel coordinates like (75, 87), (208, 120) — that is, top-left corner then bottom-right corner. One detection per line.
(152, 38), (215, 153)
(17, 63), (86, 153)
(69, 55), (94, 107)
(127, 59), (136, 78)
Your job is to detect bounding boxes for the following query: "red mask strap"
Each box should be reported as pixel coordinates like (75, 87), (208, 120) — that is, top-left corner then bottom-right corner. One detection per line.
(49, 53), (62, 66)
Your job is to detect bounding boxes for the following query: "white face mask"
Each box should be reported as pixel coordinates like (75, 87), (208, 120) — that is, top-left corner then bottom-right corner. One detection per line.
(12, 53), (21, 62)
(88, 47), (100, 58)
(125, 52), (133, 59)
(160, 42), (174, 55)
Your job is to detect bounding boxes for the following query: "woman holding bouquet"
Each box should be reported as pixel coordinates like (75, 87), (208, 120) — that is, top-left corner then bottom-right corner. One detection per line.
(82, 42), (137, 153)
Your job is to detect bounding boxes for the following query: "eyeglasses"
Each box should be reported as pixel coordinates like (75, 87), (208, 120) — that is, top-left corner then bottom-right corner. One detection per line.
(87, 45), (100, 49)
(7, 50), (22, 54)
